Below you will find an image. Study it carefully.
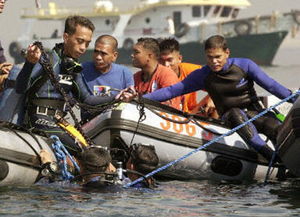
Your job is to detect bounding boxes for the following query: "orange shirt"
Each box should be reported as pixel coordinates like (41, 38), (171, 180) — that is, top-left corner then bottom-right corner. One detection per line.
(178, 62), (201, 112)
(134, 64), (181, 110)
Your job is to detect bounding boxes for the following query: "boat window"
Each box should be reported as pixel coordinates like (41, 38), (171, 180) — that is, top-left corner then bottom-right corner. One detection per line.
(220, 6), (232, 17)
(232, 8), (239, 19)
(145, 17), (151, 24)
(204, 6), (211, 16)
(105, 19), (110, 26)
(213, 6), (221, 16)
(173, 11), (182, 28)
(192, 6), (201, 17)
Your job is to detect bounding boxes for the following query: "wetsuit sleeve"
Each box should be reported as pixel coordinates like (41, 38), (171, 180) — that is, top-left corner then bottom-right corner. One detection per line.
(83, 94), (115, 105)
(15, 61), (42, 94)
(247, 60), (292, 99)
(73, 73), (115, 105)
(144, 68), (206, 102)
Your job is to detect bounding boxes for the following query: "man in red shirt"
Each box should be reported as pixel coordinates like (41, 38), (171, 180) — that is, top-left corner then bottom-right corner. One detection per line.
(132, 37), (181, 110)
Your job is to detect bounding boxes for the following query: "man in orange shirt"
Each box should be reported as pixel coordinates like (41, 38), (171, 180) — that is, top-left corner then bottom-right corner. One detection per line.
(132, 37), (181, 110)
(159, 38), (218, 118)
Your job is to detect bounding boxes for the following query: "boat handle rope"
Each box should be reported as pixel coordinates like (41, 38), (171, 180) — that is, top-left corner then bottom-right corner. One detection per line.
(129, 100), (146, 147)
(124, 90), (300, 188)
(146, 106), (191, 124)
(144, 104), (223, 136)
(51, 135), (80, 180)
(191, 118), (223, 136)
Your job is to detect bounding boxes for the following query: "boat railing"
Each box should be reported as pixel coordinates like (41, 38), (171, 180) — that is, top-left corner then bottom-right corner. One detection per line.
(194, 10), (300, 40)
(21, 4), (122, 19)
(21, 0), (251, 20)
(124, 27), (170, 35)
(231, 11), (299, 36)
(20, 0), (162, 19)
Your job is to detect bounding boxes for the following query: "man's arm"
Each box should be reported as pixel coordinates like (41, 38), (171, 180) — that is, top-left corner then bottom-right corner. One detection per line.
(83, 94), (116, 105)
(15, 62), (36, 93)
(74, 73), (116, 105)
(144, 68), (206, 102)
(247, 60), (292, 100)
(15, 44), (42, 94)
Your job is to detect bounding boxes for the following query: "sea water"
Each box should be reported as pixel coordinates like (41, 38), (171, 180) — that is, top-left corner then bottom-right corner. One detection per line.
(2, 179), (300, 216)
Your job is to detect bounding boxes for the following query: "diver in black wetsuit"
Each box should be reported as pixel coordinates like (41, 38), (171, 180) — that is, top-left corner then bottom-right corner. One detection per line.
(143, 35), (297, 162)
(15, 16), (117, 155)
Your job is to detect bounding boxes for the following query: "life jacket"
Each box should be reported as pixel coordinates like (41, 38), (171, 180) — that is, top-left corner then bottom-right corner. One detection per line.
(204, 64), (259, 116)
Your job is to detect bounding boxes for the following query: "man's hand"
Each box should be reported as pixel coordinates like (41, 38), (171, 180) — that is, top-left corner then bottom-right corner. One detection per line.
(0, 73), (8, 92)
(115, 85), (138, 102)
(0, 62), (13, 75)
(26, 44), (42, 64)
(192, 94), (219, 119)
(39, 150), (54, 164)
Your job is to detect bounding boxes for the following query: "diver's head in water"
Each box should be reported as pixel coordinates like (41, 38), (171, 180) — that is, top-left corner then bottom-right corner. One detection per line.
(126, 144), (159, 188)
(128, 144), (159, 173)
(79, 146), (112, 174)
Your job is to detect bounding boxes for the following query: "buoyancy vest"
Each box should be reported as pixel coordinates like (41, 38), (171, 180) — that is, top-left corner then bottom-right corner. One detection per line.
(0, 44), (80, 125)
(27, 44), (79, 101)
(204, 64), (259, 116)
(24, 44), (83, 118)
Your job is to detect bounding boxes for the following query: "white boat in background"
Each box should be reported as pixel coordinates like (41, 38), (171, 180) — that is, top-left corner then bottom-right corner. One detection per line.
(9, 0), (300, 65)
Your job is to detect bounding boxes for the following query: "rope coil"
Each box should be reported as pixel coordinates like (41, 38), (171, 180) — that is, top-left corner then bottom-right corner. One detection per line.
(51, 135), (80, 180)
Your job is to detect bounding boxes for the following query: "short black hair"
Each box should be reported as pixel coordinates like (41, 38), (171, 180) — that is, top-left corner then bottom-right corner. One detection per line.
(64, 15), (95, 35)
(137, 37), (160, 59)
(130, 144), (159, 173)
(95, 34), (118, 52)
(79, 147), (111, 173)
(204, 35), (228, 51)
(159, 37), (180, 53)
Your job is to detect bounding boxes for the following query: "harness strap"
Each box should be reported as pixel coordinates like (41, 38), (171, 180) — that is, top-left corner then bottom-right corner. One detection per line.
(30, 98), (66, 111)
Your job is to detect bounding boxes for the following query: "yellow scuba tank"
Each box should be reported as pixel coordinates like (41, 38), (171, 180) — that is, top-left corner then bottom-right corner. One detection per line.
(54, 114), (89, 148)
